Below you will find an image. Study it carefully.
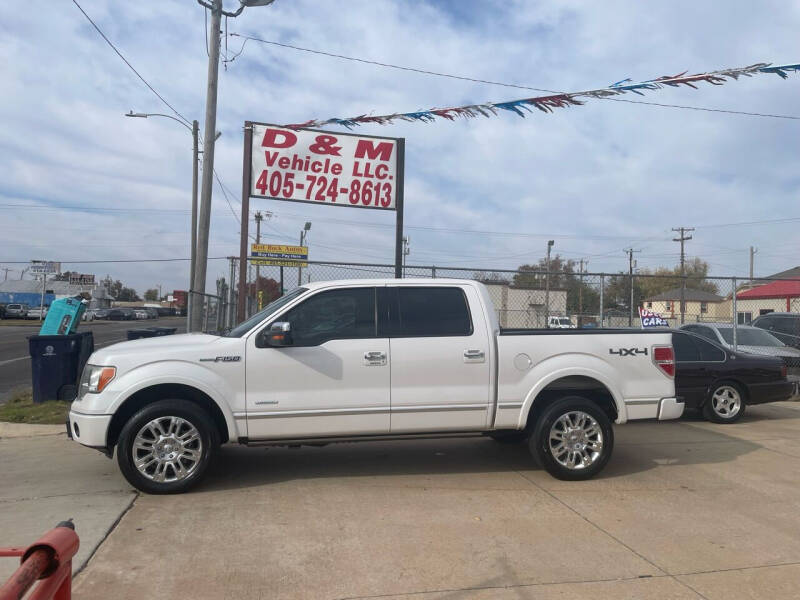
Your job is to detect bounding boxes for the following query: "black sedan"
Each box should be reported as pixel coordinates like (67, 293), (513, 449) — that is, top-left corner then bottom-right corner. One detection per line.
(673, 330), (795, 423)
(107, 308), (135, 321)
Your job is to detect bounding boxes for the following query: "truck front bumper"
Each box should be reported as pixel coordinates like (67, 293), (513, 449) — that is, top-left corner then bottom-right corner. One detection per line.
(658, 397), (684, 420)
(68, 409), (113, 453)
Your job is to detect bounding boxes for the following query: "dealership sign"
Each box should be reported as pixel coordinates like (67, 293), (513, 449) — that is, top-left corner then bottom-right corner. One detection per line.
(250, 243), (308, 267)
(250, 124), (400, 210)
(639, 308), (670, 328)
(30, 261), (61, 275)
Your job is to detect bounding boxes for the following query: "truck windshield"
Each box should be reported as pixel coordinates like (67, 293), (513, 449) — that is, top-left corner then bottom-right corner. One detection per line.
(224, 288), (307, 337)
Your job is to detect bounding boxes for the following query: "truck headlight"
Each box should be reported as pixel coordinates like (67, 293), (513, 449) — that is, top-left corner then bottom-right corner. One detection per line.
(78, 365), (116, 397)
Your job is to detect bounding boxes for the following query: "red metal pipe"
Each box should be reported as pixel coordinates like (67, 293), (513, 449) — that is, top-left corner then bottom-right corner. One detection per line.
(0, 548), (53, 600)
(0, 522), (79, 600)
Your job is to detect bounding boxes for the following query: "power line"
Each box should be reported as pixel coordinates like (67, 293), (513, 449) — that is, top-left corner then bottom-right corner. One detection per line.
(231, 33), (800, 121)
(70, 0), (192, 126)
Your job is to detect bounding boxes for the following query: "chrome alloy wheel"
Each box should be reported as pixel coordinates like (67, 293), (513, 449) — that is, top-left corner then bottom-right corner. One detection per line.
(548, 411), (604, 470)
(133, 416), (203, 482)
(711, 386), (742, 419)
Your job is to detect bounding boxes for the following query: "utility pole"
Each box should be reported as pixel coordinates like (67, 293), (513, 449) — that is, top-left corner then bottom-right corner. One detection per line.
(402, 236), (410, 276)
(298, 222), (311, 285)
(189, 119), (199, 332)
(191, 0), (222, 333)
(1, 267), (10, 282)
(228, 256), (237, 329)
(254, 211), (263, 310)
(625, 248), (641, 327)
(749, 246), (757, 284)
(672, 227), (694, 325)
(578, 259), (587, 317)
(544, 240), (554, 327)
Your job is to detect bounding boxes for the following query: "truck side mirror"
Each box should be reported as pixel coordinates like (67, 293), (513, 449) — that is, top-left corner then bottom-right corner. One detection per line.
(263, 322), (293, 347)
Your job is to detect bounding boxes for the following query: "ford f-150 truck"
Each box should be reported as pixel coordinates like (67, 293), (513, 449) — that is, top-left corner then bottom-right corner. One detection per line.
(68, 279), (681, 493)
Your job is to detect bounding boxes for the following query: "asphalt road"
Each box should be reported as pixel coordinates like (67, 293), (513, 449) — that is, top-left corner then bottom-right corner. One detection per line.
(0, 317), (186, 402)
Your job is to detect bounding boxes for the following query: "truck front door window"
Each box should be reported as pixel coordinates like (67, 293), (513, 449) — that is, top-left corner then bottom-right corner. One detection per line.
(281, 288), (376, 346)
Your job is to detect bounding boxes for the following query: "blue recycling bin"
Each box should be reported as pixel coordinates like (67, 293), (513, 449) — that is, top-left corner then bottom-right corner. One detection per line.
(28, 332), (94, 403)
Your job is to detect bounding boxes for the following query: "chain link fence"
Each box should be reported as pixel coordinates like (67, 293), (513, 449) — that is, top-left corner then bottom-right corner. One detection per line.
(227, 259), (800, 375)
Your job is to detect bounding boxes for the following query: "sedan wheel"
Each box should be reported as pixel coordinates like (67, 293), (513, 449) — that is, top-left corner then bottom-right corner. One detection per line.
(704, 383), (746, 424)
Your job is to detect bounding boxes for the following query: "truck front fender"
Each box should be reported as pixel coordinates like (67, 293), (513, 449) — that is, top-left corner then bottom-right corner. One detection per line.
(107, 360), (241, 441)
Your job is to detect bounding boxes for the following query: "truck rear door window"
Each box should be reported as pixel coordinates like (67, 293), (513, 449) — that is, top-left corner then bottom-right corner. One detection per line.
(395, 287), (472, 337)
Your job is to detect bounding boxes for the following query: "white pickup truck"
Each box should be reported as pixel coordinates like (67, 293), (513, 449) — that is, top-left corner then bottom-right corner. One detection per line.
(68, 279), (681, 493)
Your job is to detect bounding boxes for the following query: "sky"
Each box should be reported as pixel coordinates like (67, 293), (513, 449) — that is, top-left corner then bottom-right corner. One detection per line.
(0, 0), (798, 295)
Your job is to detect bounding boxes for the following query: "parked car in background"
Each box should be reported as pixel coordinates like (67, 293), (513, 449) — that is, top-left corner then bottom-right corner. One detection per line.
(5, 303), (29, 318)
(82, 309), (95, 321)
(145, 307), (159, 319)
(88, 309), (110, 320)
(108, 308), (135, 321)
(753, 313), (800, 351)
(673, 330), (795, 423)
(680, 323), (800, 376)
(547, 316), (575, 329)
(133, 309), (149, 320)
(0, 304), (6, 319)
(27, 306), (48, 319)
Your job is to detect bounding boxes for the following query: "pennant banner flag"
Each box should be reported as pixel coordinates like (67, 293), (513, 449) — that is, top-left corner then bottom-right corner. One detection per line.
(283, 62), (800, 129)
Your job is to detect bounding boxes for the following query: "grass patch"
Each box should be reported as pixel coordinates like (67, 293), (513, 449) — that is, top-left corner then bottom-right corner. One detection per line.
(0, 390), (70, 424)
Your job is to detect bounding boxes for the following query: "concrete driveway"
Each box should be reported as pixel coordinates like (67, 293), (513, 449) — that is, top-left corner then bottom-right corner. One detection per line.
(4, 403), (800, 599)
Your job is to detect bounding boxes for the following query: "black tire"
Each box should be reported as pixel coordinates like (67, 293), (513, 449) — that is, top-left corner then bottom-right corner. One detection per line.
(488, 430), (529, 444)
(702, 382), (746, 424)
(530, 396), (614, 481)
(117, 399), (217, 494)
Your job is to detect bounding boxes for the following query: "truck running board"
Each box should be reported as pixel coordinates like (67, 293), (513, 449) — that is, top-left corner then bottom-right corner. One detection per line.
(239, 431), (490, 447)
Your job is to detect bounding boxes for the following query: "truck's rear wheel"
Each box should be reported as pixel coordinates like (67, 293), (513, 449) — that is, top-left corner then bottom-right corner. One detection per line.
(530, 396), (613, 481)
(117, 399), (216, 494)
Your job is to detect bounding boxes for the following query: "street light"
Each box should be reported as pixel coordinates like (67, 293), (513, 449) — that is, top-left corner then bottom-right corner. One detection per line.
(298, 222), (311, 285)
(544, 240), (554, 328)
(126, 111), (199, 332)
(193, 0), (278, 332)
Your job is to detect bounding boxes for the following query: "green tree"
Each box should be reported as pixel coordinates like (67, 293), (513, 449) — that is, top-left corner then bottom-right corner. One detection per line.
(144, 288), (159, 302)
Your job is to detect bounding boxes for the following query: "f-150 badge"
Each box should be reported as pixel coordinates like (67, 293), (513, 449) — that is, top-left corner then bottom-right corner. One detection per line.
(609, 348), (648, 357)
(199, 356), (241, 363)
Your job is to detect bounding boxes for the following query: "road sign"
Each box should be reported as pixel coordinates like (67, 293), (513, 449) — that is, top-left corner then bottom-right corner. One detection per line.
(250, 243), (308, 267)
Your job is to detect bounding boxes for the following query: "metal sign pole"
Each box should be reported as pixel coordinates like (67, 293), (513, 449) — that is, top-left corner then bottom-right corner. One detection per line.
(394, 139), (405, 278)
(237, 122), (254, 323)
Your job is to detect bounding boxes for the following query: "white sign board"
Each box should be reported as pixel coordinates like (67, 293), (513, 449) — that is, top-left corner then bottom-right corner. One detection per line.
(250, 124), (400, 210)
(30, 261), (60, 275)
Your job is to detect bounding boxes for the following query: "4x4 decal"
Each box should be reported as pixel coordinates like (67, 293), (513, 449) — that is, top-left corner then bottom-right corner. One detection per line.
(609, 347), (648, 357)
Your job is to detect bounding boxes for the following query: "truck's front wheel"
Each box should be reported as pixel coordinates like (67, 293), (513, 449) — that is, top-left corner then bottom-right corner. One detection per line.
(530, 397), (614, 481)
(117, 400), (217, 494)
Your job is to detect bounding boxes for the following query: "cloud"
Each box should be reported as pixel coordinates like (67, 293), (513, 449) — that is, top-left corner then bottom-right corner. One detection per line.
(0, 0), (798, 297)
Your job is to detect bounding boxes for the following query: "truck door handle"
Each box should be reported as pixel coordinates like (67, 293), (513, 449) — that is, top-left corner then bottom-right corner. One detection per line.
(363, 351), (387, 366)
(463, 349), (485, 362)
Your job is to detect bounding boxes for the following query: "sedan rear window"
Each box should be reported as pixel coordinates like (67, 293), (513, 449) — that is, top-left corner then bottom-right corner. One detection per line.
(717, 327), (785, 347)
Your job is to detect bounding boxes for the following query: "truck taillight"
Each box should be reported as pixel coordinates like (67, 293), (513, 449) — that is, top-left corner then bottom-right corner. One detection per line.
(653, 346), (675, 377)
